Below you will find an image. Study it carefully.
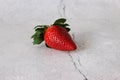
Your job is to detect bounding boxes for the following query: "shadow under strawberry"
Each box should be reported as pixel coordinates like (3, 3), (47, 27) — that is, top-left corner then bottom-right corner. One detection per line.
(71, 32), (92, 52)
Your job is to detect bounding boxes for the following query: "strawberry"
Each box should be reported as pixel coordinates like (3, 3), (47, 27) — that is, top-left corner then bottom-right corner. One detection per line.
(31, 18), (77, 51)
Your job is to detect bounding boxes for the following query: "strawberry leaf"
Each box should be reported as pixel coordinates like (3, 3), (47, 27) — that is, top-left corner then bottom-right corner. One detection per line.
(65, 27), (71, 32)
(54, 23), (69, 27)
(63, 23), (69, 26)
(31, 25), (48, 45)
(31, 30), (44, 45)
(53, 18), (66, 24)
(34, 25), (48, 29)
(33, 35), (44, 45)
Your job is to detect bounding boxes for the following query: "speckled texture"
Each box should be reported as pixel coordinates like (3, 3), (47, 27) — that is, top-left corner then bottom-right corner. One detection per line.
(44, 26), (76, 50)
(0, 0), (120, 80)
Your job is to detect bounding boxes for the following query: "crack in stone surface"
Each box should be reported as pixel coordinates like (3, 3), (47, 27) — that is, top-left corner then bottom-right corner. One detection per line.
(68, 53), (77, 69)
(72, 33), (82, 66)
(78, 69), (88, 80)
(67, 34), (88, 80)
(68, 53), (88, 80)
(58, 0), (66, 17)
(58, 1), (88, 79)
(78, 58), (82, 66)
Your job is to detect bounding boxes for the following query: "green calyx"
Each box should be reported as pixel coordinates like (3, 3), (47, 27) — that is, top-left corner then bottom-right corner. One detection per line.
(53, 18), (70, 32)
(31, 25), (48, 45)
(31, 18), (70, 45)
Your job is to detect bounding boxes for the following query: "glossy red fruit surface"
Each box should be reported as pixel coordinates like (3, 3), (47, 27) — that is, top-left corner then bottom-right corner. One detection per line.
(44, 25), (77, 51)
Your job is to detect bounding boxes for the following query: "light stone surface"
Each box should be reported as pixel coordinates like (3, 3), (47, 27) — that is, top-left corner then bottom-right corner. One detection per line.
(0, 0), (120, 80)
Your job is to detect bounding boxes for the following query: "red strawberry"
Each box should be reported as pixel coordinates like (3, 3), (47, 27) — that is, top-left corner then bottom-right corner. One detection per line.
(31, 18), (77, 51)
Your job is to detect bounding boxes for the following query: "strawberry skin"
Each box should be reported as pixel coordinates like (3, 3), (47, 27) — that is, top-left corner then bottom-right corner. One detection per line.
(44, 25), (77, 51)
(31, 18), (77, 51)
